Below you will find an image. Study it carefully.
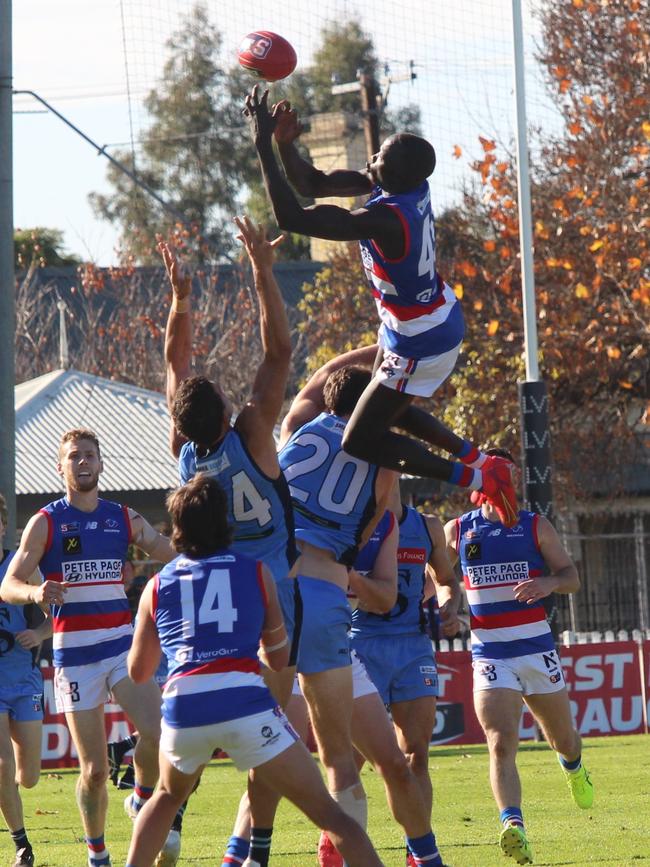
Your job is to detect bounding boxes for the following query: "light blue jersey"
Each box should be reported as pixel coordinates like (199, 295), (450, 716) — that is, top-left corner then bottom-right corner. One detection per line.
(279, 412), (380, 566)
(351, 506), (432, 638)
(0, 551), (43, 709)
(178, 429), (297, 583)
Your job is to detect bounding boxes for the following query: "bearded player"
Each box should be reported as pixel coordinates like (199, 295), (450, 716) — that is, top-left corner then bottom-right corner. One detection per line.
(2, 429), (176, 867)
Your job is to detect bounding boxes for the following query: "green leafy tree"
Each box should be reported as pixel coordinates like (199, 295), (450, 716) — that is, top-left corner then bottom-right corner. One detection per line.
(14, 228), (81, 269)
(294, 0), (649, 506)
(90, 4), (257, 263)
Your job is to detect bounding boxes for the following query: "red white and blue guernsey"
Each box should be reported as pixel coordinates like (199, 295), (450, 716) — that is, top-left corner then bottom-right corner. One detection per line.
(153, 549), (275, 729)
(456, 509), (554, 661)
(38, 498), (133, 669)
(359, 182), (464, 360)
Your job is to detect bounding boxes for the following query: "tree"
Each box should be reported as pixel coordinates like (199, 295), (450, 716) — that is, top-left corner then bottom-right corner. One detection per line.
(14, 228), (81, 269)
(293, 0), (649, 507)
(438, 0), (649, 502)
(90, 4), (257, 263)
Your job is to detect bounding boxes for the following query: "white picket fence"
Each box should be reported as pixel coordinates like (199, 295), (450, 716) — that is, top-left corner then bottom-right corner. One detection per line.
(435, 629), (650, 653)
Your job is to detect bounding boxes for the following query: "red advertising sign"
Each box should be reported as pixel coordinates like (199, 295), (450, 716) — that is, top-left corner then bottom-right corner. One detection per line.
(520, 641), (647, 739)
(432, 650), (483, 745)
(39, 642), (650, 766)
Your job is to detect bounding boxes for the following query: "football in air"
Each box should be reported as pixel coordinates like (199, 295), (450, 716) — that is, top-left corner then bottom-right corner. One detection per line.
(238, 31), (297, 82)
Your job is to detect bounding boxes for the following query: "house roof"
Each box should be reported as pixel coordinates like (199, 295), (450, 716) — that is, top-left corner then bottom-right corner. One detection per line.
(15, 368), (178, 494)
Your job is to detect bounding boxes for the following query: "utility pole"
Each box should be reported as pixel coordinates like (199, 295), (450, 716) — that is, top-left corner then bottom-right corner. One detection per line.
(332, 65), (415, 162)
(0, 0), (16, 541)
(359, 74), (380, 158)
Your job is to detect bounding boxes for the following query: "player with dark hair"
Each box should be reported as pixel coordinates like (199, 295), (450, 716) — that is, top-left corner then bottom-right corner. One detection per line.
(444, 449), (593, 865)
(1, 429), (176, 867)
(244, 86), (518, 528)
(124, 475), (384, 867)
(239, 352), (396, 863)
(0, 493), (51, 867)
(161, 217), (296, 593)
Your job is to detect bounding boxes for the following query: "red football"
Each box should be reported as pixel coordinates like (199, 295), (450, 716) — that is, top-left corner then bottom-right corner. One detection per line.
(238, 31), (297, 82)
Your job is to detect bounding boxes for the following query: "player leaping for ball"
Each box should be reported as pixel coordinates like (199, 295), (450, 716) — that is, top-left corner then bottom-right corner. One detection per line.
(244, 85), (518, 527)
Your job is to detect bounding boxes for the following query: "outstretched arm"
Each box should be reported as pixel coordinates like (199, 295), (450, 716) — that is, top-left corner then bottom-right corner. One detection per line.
(246, 87), (402, 248)
(159, 241), (193, 458)
(234, 216), (292, 475)
(273, 100), (373, 199)
(279, 344), (378, 445)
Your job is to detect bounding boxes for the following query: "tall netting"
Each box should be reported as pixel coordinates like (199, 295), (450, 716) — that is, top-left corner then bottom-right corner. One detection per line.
(117, 0), (557, 213)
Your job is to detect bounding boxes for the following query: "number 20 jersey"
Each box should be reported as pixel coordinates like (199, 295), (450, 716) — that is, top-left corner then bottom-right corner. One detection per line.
(279, 413), (379, 566)
(359, 182), (464, 360)
(456, 508), (554, 661)
(178, 430), (297, 584)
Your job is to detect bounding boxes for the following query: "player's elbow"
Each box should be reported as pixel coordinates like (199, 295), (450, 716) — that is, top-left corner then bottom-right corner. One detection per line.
(127, 653), (148, 684)
(266, 646), (290, 672)
(376, 586), (397, 613)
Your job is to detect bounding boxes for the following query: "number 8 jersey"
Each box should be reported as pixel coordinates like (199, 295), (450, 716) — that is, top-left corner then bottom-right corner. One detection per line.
(279, 412), (380, 566)
(359, 181), (464, 360)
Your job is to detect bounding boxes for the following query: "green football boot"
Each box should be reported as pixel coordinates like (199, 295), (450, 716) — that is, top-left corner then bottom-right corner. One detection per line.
(561, 759), (594, 809)
(499, 824), (533, 865)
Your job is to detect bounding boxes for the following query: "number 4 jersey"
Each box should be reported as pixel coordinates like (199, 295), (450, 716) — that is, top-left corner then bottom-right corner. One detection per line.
(359, 181), (464, 360)
(178, 430), (297, 584)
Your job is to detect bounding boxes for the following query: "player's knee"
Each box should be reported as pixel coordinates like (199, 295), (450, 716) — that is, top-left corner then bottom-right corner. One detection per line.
(486, 729), (517, 761)
(80, 762), (109, 789)
(17, 766), (40, 789)
(134, 717), (161, 747)
(403, 740), (429, 775)
(341, 424), (363, 457)
(374, 748), (411, 786)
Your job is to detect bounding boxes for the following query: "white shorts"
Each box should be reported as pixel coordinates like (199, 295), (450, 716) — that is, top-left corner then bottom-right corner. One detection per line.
(54, 651), (129, 713)
(472, 649), (566, 696)
(375, 342), (462, 397)
(160, 706), (299, 775)
(292, 649), (377, 701)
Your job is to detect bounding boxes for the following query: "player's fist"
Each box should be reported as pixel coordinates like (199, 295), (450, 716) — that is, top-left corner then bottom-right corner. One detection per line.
(33, 579), (67, 606)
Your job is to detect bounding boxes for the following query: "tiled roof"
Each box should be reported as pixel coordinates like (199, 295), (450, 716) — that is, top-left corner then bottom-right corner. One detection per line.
(15, 369), (178, 494)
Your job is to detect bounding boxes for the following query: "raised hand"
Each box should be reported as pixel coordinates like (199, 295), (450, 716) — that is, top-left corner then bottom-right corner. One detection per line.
(272, 100), (302, 145)
(234, 215), (284, 270)
(157, 239), (191, 300)
(244, 85), (276, 143)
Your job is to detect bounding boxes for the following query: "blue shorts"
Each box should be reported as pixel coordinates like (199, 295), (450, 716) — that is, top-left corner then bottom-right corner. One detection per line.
(279, 576), (351, 675)
(0, 673), (44, 723)
(352, 633), (438, 705)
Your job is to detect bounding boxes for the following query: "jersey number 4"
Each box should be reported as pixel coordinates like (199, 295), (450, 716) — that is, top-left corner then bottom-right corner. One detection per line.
(179, 569), (238, 637)
(417, 215), (436, 279)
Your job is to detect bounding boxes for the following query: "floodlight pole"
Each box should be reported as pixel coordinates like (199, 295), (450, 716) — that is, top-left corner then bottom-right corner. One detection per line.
(511, 0), (556, 635)
(0, 0), (16, 542)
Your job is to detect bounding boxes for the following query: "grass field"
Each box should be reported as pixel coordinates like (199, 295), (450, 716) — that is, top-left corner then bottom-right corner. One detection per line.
(5, 735), (649, 867)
